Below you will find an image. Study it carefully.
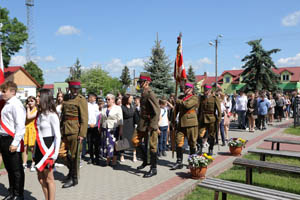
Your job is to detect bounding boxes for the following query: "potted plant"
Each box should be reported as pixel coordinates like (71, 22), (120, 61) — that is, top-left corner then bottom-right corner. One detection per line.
(228, 138), (247, 156)
(187, 153), (214, 179)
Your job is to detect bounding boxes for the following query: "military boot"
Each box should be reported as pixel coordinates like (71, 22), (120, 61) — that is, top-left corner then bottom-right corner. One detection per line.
(171, 147), (183, 170)
(143, 152), (157, 178)
(136, 146), (148, 170)
(190, 147), (196, 155)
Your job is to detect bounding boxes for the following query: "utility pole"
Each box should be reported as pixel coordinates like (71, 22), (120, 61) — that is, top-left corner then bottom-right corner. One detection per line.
(209, 35), (223, 89)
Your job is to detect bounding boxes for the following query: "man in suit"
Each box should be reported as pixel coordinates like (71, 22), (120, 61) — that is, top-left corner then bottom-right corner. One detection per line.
(171, 82), (199, 170)
(198, 84), (221, 156)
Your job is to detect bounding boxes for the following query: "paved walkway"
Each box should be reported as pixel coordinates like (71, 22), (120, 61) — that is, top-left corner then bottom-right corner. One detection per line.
(0, 119), (298, 200)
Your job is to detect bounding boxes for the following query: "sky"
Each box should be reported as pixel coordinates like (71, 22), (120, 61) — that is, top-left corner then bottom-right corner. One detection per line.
(1, 0), (300, 84)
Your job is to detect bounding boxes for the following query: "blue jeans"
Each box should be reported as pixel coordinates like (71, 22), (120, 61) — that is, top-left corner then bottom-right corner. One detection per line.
(158, 126), (168, 153)
(237, 110), (246, 129)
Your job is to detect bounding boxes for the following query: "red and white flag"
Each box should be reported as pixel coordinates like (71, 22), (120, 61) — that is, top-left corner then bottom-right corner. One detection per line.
(0, 45), (5, 84)
(174, 34), (187, 83)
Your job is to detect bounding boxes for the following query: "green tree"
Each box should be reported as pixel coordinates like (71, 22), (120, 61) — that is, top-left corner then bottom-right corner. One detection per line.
(80, 65), (122, 96)
(241, 39), (280, 92)
(0, 7), (28, 67)
(24, 61), (44, 87)
(144, 38), (173, 96)
(187, 65), (196, 83)
(187, 65), (198, 93)
(120, 65), (131, 89)
(66, 58), (82, 81)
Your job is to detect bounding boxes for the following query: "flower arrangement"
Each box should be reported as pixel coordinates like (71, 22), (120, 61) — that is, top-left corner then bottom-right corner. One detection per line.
(188, 153), (214, 168)
(228, 138), (247, 148)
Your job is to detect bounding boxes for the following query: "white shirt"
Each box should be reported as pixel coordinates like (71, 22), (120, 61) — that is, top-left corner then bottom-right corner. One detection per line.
(100, 105), (123, 129)
(56, 104), (62, 118)
(36, 112), (61, 159)
(88, 101), (100, 127)
(159, 107), (169, 127)
(236, 95), (248, 111)
(0, 96), (26, 152)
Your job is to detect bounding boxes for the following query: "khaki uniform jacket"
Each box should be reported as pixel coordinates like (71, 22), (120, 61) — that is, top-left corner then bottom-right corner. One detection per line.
(198, 95), (221, 124)
(61, 94), (88, 138)
(137, 88), (160, 132)
(176, 94), (199, 128)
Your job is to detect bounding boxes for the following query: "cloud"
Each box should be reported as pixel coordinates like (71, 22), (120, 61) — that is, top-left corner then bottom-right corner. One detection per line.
(44, 56), (56, 62)
(277, 53), (300, 67)
(185, 57), (213, 71)
(10, 55), (27, 66)
(43, 66), (70, 83)
(282, 11), (300, 26)
(101, 57), (147, 77)
(56, 25), (80, 35)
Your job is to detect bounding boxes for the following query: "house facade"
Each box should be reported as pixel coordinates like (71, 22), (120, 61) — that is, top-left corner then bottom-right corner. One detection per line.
(4, 66), (41, 101)
(215, 67), (300, 94)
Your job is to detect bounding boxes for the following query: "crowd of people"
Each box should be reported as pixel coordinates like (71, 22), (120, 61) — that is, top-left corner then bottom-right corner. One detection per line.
(0, 73), (299, 200)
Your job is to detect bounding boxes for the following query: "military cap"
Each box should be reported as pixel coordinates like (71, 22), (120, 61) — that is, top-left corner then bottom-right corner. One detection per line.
(139, 72), (151, 82)
(185, 81), (194, 89)
(204, 84), (212, 91)
(68, 79), (81, 89)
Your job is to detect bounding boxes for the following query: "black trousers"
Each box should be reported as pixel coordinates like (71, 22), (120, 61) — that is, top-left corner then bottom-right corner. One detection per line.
(87, 127), (100, 161)
(0, 135), (24, 197)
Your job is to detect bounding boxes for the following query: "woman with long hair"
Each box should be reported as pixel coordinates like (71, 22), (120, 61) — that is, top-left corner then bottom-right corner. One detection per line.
(34, 89), (61, 200)
(55, 91), (64, 118)
(23, 96), (38, 171)
(120, 94), (136, 162)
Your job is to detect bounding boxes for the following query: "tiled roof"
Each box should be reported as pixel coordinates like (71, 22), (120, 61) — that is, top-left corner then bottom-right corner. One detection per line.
(5, 66), (41, 88)
(43, 84), (54, 89)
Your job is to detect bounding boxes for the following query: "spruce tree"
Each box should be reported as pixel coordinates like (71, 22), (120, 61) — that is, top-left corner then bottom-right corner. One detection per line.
(187, 65), (198, 93)
(120, 65), (131, 89)
(66, 58), (82, 81)
(241, 39), (280, 92)
(144, 37), (172, 96)
(187, 65), (196, 83)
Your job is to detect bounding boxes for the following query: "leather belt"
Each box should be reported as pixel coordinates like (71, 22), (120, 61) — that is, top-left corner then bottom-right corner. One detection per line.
(65, 116), (79, 120)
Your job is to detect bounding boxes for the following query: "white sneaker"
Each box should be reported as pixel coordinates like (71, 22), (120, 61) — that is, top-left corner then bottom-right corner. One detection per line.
(203, 142), (209, 148)
(23, 164), (27, 170)
(246, 128), (249, 131)
(30, 166), (36, 172)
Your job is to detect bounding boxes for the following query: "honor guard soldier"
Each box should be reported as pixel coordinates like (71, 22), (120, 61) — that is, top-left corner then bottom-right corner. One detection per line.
(171, 82), (199, 170)
(198, 84), (221, 156)
(59, 80), (88, 188)
(132, 72), (160, 178)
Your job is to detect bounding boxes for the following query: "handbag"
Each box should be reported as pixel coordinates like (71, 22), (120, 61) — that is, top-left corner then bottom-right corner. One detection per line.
(115, 138), (130, 151)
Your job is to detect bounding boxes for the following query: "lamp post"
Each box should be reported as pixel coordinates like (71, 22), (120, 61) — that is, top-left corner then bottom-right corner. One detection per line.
(209, 34), (223, 89)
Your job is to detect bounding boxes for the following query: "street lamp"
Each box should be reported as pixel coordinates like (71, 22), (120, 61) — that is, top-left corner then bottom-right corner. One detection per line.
(209, 34), (223, 89)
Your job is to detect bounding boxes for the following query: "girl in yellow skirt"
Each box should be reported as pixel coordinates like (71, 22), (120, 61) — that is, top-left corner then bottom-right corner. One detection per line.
(23, 96), (38, 171)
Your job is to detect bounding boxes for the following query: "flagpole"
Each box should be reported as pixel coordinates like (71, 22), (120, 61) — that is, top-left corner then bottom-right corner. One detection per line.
(172, 32), (182, 158)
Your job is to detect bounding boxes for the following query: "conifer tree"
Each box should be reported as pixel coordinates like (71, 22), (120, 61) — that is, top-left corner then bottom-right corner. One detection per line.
(120, 65), (131, 89)
(144, 37), (173, 96)
(187, 65), (198, 93)
(241, 39), (280, 92)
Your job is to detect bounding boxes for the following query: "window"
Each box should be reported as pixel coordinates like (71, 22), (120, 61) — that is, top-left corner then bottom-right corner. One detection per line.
(282, 74), (290, 81)
(225, 77), (230, 83)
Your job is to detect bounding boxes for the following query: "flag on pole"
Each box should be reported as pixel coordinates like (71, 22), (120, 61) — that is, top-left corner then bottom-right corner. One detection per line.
(0, 45), (5, 84)
(174, 33), (187, 83)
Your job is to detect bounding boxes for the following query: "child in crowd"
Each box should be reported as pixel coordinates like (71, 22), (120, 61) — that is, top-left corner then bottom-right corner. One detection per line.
(158, 99), (169, 157)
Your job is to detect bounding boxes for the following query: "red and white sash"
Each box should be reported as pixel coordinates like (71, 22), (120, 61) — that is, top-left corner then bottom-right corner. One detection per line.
(183, 94), (193, 101)
(0, 99), (24, 152)
(34, 115), (55, 171)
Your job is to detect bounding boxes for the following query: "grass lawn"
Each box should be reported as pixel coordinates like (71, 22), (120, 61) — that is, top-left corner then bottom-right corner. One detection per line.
(185, 153), (300, 200)
(284, 126), (300, 136)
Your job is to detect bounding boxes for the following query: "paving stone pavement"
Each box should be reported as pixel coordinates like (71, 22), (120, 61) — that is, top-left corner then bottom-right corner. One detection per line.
(0, 119), (296, 200)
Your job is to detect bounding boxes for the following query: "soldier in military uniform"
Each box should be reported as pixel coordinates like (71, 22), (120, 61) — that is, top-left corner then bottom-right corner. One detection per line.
(198, 84), (221, 156)
(59, 80), (88, 188)
(132, 72), (160, 178)
(171, 82), (199, 170)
